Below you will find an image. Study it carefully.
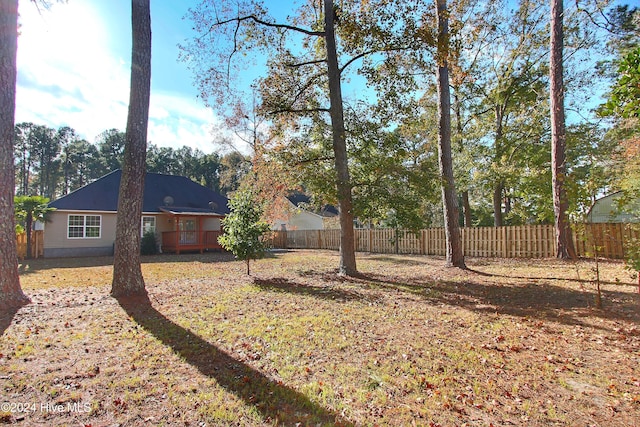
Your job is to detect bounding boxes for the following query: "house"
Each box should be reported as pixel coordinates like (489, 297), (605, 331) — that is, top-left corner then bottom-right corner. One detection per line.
(45, 170), (229, 257)
(586, 191), (638, 223)
(271, 192), (339, 231)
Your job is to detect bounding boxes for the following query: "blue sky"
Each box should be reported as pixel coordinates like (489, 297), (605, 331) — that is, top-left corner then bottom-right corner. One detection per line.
(16, 0), (225, 153)
(16, 1), (619, 156)
(15, 0), (365, 155)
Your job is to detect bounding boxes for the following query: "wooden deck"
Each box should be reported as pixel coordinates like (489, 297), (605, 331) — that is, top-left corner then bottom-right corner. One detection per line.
(161, 230), (223, 254)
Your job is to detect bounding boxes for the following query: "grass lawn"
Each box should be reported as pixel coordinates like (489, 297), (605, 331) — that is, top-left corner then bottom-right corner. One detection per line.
(2, 250), (639, 426)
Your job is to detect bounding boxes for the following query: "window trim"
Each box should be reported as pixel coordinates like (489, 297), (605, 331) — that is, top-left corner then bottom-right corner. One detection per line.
(67, 214), (102, 239)
(141, 216), (156, 237)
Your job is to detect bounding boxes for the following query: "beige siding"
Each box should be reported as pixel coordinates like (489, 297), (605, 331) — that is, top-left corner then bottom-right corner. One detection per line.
(272, 199), (324, 231)
(288, 211), (323, 230)
(588, 193), (637, 223)
(45, 211), (222, 257)
(154, 214), (173, 234)
(203, 217), (221, 230)
(44, 211), (118, 250)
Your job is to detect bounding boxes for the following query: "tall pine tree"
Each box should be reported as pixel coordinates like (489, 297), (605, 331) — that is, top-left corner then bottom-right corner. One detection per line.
(550, 0), (576, 259)
(0, 0), (29, 309)
(111, 0), (152, 297)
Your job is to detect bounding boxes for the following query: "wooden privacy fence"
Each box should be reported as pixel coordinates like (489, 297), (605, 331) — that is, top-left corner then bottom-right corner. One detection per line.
(269, 223), (639, 260)
(16, 230), (44, 260)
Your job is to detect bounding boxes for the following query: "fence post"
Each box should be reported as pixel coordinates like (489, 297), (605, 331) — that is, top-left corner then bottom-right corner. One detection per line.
(502, 227), (508, 258)
(259, 224), (632, 260)
(614, 223), (622, 259)
(423, 229), (427, 255)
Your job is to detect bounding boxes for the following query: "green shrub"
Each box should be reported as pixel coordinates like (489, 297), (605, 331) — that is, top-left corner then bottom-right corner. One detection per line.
(141, 231), (158, 255)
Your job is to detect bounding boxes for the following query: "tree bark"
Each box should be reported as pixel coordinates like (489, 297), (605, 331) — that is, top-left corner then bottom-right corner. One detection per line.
(493, 182), (503, 227)
(436, 0), (465, 268)
(111, 0), (152, 297)
(0, 0), (29, 309)
(550, 0), (576, 259)
(324, 0), (357, 276)
(453, 89), (472, 228)
(493, 104), (505, 227)
(462, 190), (472, 228)
(25, 213), (33, 259)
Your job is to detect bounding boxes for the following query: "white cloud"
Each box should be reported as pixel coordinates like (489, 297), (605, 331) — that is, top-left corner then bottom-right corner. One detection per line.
(15, 1), (220, 153)
(148, 93), (217, 152)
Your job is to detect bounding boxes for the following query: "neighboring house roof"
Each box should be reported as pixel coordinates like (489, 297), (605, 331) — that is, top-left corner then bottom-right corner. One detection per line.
(49, 170), (229, 215)
(286, 192), (312, 208)
(586, 191), (637, 223)
(319, 204), (339, 218)
(286, 192), (339, 218)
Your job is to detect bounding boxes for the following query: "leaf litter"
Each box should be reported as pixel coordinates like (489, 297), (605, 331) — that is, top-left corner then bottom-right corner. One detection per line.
(0, 250), (638, 426)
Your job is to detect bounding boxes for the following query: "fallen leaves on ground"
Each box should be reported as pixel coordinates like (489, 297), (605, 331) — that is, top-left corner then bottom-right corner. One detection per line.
(1, 251), (638, 426)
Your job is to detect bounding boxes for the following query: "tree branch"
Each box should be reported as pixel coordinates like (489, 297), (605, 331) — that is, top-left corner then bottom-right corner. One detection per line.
(286, 59), (327, 68)
(268, 107), (331, 116)
(296, 155), (335, 165)
(574, 0), (615, 33)
(212, 14), (325, 37)
(289, 71), (326, 104)
(339, 46), (411, 75)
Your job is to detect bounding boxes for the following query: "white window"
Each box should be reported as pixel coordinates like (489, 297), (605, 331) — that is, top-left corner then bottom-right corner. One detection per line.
(141, 216), (156, 236)
(68, 215), (101, 239)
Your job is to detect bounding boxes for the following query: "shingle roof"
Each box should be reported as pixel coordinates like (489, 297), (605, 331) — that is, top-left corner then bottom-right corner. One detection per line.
(286, 191), (339, 218)
(286, 192), (312, 207)
(49, 170), (229, 215)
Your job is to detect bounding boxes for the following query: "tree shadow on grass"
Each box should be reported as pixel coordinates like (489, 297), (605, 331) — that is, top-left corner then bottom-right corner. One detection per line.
(0, 305), (21, 336)
(296, 269), (433, 298)
(466, 267), (634, 288)
(18, 252), (237, 276)
(116, 295), (351, 426)
(365, 255), (431, 267)
(252, 277), (373, 303)
(349, 272), (640, 330)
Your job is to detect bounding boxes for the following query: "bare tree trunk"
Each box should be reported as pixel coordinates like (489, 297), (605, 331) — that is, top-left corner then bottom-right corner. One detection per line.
(63, 147), (70, 195)
(493, 105), (505, 227)
(0, 0), (29, 309)
(324, 0), (357, 276)
(550, 0), (576, 259)
(436, 0), (465, 268)
(22, 147), (28, 196)
(462, 190), (472, 227)
(493, 183), (504, 227)
(111, 0), (151, 297)
(453, 90), (472, 228)
(25, 213), (33, 259)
